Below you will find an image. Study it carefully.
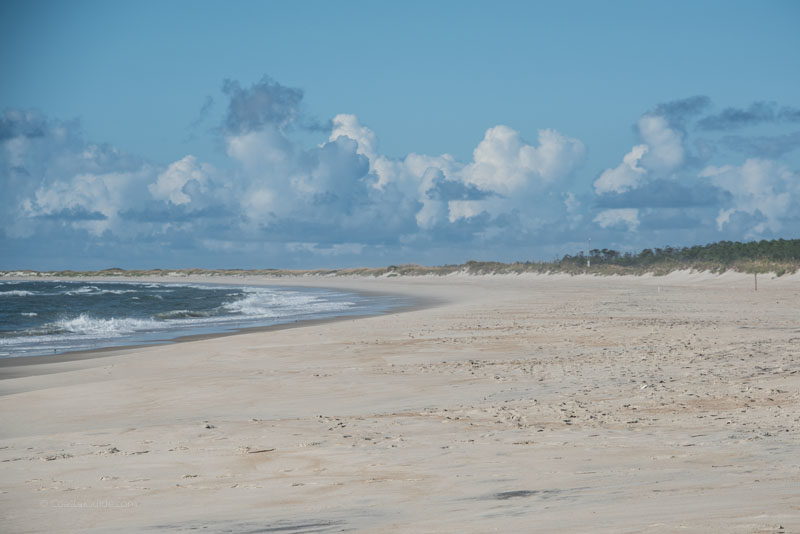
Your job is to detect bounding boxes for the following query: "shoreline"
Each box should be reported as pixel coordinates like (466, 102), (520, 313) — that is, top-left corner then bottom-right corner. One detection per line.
(0, 277), (441, 378)
(2, 269), (794, 374)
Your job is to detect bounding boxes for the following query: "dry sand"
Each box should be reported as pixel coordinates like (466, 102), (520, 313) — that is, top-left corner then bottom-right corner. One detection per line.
(0, 272), (798, 533)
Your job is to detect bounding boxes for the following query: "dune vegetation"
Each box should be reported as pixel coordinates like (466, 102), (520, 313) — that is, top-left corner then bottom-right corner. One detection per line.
(3, 238), (799, 278)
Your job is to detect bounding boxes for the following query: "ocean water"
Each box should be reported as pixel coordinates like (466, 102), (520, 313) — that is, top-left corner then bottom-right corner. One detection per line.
(0, 280), (402, 358)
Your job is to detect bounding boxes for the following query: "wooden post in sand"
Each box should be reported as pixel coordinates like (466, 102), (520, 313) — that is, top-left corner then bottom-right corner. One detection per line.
(754, 272), (758, 291)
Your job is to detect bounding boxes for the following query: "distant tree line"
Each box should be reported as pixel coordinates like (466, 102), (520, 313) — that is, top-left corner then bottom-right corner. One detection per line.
(558, 238), (800, 267)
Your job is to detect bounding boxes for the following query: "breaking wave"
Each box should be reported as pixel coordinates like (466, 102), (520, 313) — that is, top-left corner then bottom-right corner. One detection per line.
(0, 280), (388, 359)
(55, 314), (161, 337)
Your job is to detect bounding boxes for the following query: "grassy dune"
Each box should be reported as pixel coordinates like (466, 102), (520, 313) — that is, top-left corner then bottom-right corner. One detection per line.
(3, 238), (799, 278)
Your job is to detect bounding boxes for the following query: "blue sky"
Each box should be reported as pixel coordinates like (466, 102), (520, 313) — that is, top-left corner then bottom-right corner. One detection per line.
(2, 0), (799, 269)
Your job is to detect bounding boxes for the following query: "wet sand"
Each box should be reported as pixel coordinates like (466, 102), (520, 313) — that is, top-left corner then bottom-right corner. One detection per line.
(1, 272), (798, 532)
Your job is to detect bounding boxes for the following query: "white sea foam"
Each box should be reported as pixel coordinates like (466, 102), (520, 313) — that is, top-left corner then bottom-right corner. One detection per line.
(64, 286), (101, 295)
(64, 286), (140, 296)
(141, 282), (220, 291)
(222, 289), (286, 316)
(0, 290), (35, 296)
(221, 288), (353, 317)
(0, 333), (90, 352)
(55, 314), (161, 337)
(21, 312), (38, 317)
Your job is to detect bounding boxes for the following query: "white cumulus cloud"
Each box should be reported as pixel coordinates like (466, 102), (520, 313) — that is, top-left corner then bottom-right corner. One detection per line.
(593, 112), (687, 199)
(637, 114), (685, 173)
(701, 158), (799, 235)
(593, 208), (640, 231)
(462, 126), (585, 195)
(594, 144), (649, 194)
(149, 155), (213, 205)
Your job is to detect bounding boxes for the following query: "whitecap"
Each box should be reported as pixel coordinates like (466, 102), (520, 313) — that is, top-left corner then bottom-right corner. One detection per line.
(64, 286), (102, 296)
(221, 287), (353, 317)
(55, 314), (160, 337)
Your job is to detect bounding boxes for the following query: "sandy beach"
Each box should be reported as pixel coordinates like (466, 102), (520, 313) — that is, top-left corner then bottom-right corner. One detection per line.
(1, 272), (798, 533)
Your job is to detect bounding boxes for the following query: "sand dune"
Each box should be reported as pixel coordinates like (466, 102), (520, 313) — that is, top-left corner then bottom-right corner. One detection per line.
(1, 273), (798, 532)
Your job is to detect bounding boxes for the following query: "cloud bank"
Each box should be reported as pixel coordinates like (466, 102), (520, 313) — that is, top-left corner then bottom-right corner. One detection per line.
(593, 96), (800, 244)
(2, 81), (799, 269)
